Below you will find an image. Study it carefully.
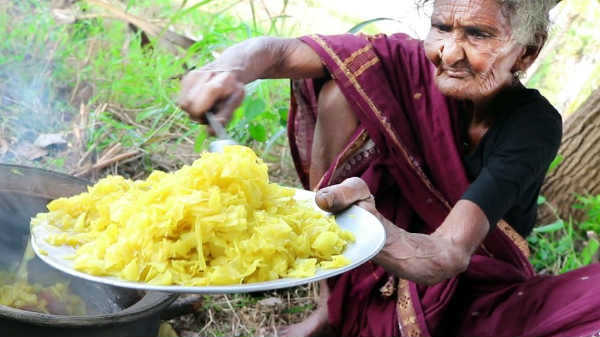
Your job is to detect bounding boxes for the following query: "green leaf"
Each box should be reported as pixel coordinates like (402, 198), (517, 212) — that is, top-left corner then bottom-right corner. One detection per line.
(548, 155), (563, 172)
(347, 17), (400, 34)
(194, 128), (207, 152)
(537, 195), (547, 205)
(249, 123), (267, 142)
(278, 107), (288, 126)
(136, 107), (162, 123)
(580, 238), (600, 266)
(534, 220), (565, 233)
(560, 254), (580, 274)
(49, 157), (65, 168)
(245, 98), (266, 122)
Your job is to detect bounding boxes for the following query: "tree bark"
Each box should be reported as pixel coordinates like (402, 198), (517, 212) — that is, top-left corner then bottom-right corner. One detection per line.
(539, 87), (600, 224)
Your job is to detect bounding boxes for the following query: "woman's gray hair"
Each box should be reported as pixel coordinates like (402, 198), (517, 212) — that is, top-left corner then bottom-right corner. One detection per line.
(420, 0), (561, 46)
(500, 0), (558, 45)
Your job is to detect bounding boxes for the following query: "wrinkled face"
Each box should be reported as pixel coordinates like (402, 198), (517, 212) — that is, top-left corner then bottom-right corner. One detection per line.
(424, 0), (526, 101)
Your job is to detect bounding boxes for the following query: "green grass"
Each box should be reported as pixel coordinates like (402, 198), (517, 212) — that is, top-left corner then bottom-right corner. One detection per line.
(283, 303), (314, 314)
(528, 156), (600, 274)
(0, 3), (74, 137)
(528, 197), (600, 274)
(1, 0), (293, 174)
(76, 4), (289, 152)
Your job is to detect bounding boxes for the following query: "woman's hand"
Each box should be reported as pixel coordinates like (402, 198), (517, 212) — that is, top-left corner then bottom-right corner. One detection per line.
(177, 37), (326, 128)
(177, 69), (246, 126)
(316, 177), (376, 213)
(317, 177), (490, 285)
(315, 177), (402, 245)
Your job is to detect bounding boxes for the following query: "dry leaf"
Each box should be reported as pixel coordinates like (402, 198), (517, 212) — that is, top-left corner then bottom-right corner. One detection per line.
(34, 133), (68, 148)
(52, 8), (77, 24)
(258, 297), (284, 307)
(15, 142), (48, 161)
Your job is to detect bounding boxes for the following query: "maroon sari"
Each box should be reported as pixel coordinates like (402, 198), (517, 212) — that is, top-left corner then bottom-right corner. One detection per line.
(288, 33), (600, 337)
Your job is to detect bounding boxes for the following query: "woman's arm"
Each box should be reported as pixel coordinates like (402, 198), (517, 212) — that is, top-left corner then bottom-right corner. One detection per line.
(214, 37), (326, 82)
(178, 37), (325, 123)
(316, 178), (489, 286)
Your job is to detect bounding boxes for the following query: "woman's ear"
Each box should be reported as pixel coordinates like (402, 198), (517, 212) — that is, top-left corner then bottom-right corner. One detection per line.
(513, 32), (548, 73)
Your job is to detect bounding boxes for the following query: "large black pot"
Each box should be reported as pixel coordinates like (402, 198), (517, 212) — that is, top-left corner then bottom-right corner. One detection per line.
(0, 164), (179, 337)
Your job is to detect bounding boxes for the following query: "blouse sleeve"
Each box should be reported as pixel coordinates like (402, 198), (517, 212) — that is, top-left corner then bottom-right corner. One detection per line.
(461, 102), (562, 228)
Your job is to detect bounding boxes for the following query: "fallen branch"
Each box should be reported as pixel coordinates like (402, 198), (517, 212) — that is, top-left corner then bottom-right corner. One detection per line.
(74, 149), (139, 177)
(82, 0), (198, 49)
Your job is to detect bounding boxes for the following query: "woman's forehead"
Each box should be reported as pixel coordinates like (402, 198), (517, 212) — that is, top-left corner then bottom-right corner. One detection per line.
(432, 0), (511, 29)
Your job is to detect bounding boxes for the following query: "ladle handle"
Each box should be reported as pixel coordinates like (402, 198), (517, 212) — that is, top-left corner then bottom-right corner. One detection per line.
(205, 112), (230, 140)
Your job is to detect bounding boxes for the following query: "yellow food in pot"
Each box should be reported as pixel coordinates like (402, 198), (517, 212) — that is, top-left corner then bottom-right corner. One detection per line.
(31, 146), (354, 286)
(0, 272), (86, 315)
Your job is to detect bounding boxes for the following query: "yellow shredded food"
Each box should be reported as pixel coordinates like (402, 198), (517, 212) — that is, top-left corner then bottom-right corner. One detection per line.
(31, 146), (354, 286)
(0, 272), (86, 315)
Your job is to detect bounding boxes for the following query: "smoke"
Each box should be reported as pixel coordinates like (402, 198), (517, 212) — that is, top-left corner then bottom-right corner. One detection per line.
(0, 60), (74, 161)
(0, 2), (76, 166)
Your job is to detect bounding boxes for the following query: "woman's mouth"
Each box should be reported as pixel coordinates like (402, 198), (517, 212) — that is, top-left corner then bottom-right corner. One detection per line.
(444, 69), (471, 78)
(438, 66), (472, 79)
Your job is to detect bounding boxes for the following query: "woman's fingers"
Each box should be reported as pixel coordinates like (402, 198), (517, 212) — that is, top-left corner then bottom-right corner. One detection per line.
(177, 70), (243, 125)
(186, 72), (238, 120)
(215, 82), (245, 125)
(177, 70), (210, 114)
(315, 177), (375, 213)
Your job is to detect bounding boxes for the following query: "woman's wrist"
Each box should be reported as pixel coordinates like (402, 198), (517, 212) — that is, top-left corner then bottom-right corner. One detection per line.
(213, 37), (280, 84)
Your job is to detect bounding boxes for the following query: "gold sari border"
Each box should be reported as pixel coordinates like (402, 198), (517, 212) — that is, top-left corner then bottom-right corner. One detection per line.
(309, 35), (453, 212)
(498, 220), (531, 258)
(397, 279), (424, 337)
(308, 33), (429, 337)
(343, 44), (373, 65)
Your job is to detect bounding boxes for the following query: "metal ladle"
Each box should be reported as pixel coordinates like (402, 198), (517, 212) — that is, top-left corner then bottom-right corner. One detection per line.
(205, 112), (237, 153)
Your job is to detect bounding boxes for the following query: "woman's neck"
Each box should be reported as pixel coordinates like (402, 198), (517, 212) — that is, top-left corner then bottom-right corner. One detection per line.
(470, 82), (524, 125)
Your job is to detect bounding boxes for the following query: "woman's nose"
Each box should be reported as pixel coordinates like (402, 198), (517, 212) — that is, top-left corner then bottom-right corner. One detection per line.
(440, 38), (466, 66)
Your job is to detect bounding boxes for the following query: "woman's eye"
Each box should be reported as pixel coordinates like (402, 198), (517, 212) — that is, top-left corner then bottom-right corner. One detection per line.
(432, 24), (452, 32)
(466, 28), (491, 39)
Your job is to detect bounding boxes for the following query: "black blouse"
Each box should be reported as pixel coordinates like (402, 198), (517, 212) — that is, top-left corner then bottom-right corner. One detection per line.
(460, 86), (563, 237)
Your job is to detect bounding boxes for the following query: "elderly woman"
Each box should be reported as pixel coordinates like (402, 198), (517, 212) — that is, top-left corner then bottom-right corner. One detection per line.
(178, 0), (600, 336)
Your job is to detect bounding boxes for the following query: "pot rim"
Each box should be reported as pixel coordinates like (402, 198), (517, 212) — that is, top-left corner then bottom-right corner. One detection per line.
(0, 164), (179, 327)
(0, 292), (177, 327)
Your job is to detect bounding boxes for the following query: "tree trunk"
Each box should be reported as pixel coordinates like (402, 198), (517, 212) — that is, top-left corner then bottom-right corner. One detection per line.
(539, 87), (600, 224)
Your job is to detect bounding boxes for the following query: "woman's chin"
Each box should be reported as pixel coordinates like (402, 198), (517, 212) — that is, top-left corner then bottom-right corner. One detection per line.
(435, 78), (486, 101)
(436, 83), (473, 100)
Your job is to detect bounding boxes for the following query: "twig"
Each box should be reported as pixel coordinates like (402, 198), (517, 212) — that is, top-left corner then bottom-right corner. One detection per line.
(75, 149), (139, 177)
(132, 170), (146, 180)
(115, 152), (144, 166)
(76, 143), (97, 168)
(272, 318), (278, 337)
(70, 72), (82, 104)
(97, 150), (139, 169)
(99, 143), (122, 162)
(223, 295), (251, 336)
(109, 106), (148, 131)
(198, 308), (215, 335)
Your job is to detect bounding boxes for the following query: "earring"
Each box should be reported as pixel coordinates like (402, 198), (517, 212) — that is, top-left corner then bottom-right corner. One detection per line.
(513, 70), (524, 79)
